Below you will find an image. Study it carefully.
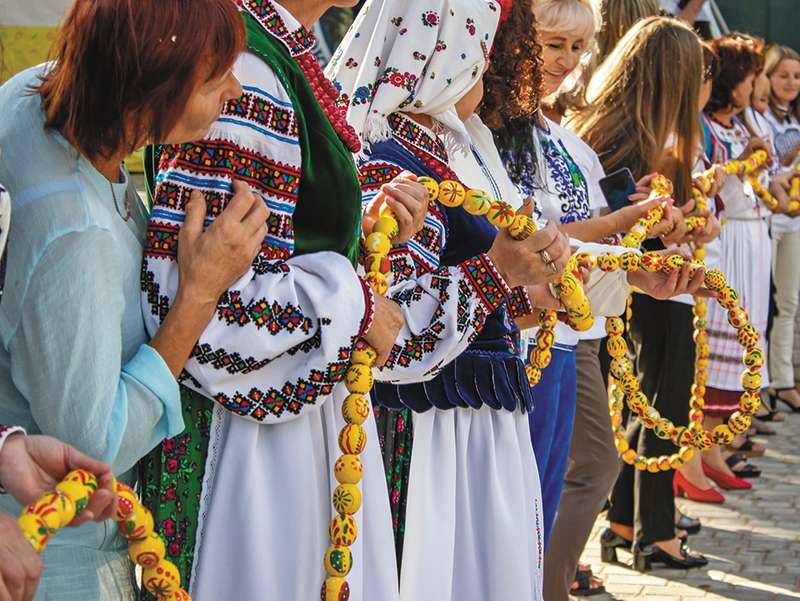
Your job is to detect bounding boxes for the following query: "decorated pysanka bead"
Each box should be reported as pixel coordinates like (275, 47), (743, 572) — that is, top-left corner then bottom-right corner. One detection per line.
(363, 253), (390, 275)
(142, 559), (181, 597)
(416, 176), (440, 203)
(321, 577), (351, 601)
(118, 503), (155, 541)
(345, 365), (373, 395)
(373, 214), (399, 239)
(338, 424), (367, 455)
(508, 214), (536, 240)
(25, 492), (75, 532)
(438, 180), (466, 207)
(17, 513), (51, 553)
(341, 394), (371, 426)
(332, 484), (362, 515)
(324, 545), (353, 577)
(462, 190), (492, 216)
(364, 232), (391, 255)
(128, 532), (167, 568)
(329, 513), (358, 546)
(334, 454), (363, 485)
(486, 201), (514, 227)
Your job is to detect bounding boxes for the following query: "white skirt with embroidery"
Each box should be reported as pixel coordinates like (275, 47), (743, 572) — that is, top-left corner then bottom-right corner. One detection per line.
(189, 383), (399, 601)
(400, 407), (544, 601)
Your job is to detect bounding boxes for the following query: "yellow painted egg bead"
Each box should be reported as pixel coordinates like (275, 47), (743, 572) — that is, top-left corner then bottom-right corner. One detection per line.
(739, 391), (761, 415)
(572, 316), (595, 332)
(743, 348), (764, 373)
(526, 365), (542, 387)
(727, 307), (750, 329)
(718, 286), (740, 310)
(634, 456), (648, 471)
(365, 271), (388, 296)
(678, 446), (694, 463)
(711, 424), (734, 445)
(596, 255), (619, 272)
(27, 491), (75, 532)
(365, 232), (390, 256)
(416, 176), (440, 203)
(646, 458), (661, 473)
(729, 411), (752, 435)
(530, 348), (552, 370)
(657, 455), (672, 471)
(611, 412), (623, 430)
(536, 329), (555, 351)
(622, 449), (638, 464)
(54, 480), (93, 516)
(166, 589), (191, 601)
(740, 370), (762, 392)
(17, 513), (50, 553)
(338, 424), (367, 455)
(627, 391), (647, 414)
(486, 201), (515, 228)
(351, 341), (378, 367)
(364, 253), (390, 275)
(438, 180), (466, 207)
(118, 504), (154, 541)
(63, 469), (98, 490)
(114, 483), (139, 522)
(661, 254), (685, 274)
(142, 559), (181, 597)
(669, 454), (684, 470)
(703, 268), (727, 291)
(345, 364), (374, 395)
(321, 577), (351, 601)
(333, 483), (362, 515)
(606, 336), (628, 359)
(462, 190), (492, 216)
(639, 252), (662, 273)
(508, 214), (536, 240)
(736, 325), (760, 350)
(609, 357), (633, 380)
(342, 394), (371, 426)
(324, 545), (353, 578)
(374, 214), (399, 239)
(606, 318), (625, 337)
(128, 532), (167, 568)
(619, 373), (639, 394)
(618, 252), (640, 272)
(653, 419), (673, 440)
(334, 454), (363, 485)
(539, 310), (558, 330)
(329, 513), (358, 547)
(696, 370), (708, 386)
(614, 438), (629, 454)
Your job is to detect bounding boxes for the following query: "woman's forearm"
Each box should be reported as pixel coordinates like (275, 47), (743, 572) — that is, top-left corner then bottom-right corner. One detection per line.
(678, 0), (707, 23)
(559, 213), (620, 243)
(148, 291), (218, 378)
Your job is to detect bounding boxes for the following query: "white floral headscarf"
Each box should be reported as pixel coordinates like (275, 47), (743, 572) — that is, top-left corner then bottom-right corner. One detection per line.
(327, 0), (501, 155)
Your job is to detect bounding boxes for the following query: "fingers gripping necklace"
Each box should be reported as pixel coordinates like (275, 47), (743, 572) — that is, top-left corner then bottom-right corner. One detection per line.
(18, 472), (191, 600)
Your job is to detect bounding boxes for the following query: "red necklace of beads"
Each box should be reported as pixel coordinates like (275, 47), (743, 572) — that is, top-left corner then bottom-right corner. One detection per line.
(295, 52), (361, 154)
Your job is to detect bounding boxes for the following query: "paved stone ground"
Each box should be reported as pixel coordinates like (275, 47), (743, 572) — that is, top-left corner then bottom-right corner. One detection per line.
(579, 413), (800, 601)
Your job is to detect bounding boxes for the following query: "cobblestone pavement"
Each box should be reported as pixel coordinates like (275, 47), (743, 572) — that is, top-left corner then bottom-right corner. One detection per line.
(580, 413), (800, 601)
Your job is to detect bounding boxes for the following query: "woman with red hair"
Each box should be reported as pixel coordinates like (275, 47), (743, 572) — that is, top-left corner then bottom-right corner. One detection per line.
(0, 1), (263, 598)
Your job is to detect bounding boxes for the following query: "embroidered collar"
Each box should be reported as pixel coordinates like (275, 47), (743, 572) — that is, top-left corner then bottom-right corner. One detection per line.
(388, 113), (449, 165)
(241, 0), (316, 57)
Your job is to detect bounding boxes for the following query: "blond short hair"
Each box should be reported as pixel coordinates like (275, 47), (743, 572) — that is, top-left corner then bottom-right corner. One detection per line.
(532, 0), (597, 40)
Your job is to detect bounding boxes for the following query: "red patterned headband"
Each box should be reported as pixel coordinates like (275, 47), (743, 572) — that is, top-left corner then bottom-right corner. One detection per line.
(498, 0), (513, 25)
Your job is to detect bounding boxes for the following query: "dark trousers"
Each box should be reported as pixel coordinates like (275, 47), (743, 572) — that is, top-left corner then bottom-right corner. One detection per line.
(607, 295), (695, 544)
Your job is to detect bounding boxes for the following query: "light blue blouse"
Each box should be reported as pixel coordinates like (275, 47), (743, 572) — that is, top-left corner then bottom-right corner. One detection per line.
(0, 66), (183, 599)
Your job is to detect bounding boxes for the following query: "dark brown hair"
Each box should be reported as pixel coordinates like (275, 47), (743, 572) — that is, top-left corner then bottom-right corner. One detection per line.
(481, 0), (545, 191)
(37, 0), (246, 161)
(702, 42), (720, 83)
(705, 33), (764, 114)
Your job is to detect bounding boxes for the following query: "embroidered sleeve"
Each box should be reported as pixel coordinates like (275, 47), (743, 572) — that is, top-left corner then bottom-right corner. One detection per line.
(358, 155), (516, 384)
(509, 286), (533, 319)
(142, 53), (369, 424)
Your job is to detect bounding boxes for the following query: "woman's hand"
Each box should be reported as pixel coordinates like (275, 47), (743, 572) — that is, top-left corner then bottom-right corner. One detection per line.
(362, 172), (429, 244)
(177, 181), (269, 309)
(649, 202), (686, 245)
(0, 513), (42, 601)
(685, 212), (722, 245)
(612, 197), (672, 234)
(697, 165), (727, 199)
(627, 249), (707, 300)
(364, 294), (405, 367)
(0, 434), (117, 525)
(626, 173), (658, 203)
(487, 200), (570, 287)
(737, 137), (771, 163)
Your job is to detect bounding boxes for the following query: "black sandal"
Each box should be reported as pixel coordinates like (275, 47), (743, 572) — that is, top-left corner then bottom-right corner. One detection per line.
(571, 565), (606, 597)
(727, 436), (765, 457)
(675, 511), (701, 535)
(725, 453), (761, 478)
(768, 388), (800, 413)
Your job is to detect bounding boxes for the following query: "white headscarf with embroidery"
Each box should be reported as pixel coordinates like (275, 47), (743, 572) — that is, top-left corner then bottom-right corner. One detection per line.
(327, 0), (501, 155)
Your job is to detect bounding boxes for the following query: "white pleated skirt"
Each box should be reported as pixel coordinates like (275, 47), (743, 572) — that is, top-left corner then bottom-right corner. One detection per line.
(706, 218), (771, 392)
(400, 407), (544, 601)
(189, 384), (399, 601)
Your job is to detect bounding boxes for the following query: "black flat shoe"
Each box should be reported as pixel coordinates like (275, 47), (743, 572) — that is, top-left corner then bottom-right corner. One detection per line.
(600, 528), (632, 563)
(632, 543), (708, 572)
(675, 512), (701, 535)
(725, 453), (761, 478)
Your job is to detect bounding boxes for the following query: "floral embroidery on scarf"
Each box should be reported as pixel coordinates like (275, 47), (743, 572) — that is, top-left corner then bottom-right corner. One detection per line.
(466, 17), (477, 35)
(422, 10), (440, 27)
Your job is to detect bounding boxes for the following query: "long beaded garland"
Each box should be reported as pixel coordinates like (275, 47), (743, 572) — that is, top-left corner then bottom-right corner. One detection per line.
(18, 471), (190, 600)
(322, 179), (540, 600)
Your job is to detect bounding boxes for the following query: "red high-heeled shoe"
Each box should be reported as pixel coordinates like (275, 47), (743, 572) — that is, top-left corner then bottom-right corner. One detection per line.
(673, 471), (725, 503)
(702, 462), (752, 490)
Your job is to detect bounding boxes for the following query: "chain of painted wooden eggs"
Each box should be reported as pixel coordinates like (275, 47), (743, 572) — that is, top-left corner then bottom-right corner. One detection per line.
(323, 177), (542, 600)
(790, 163), (800, 205)
(18, 470), (190, 600)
